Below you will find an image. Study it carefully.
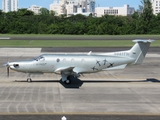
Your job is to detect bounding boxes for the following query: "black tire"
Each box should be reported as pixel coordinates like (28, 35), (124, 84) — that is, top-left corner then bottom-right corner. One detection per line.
(64, 79), (71, 84)
(64, 76), (72, 84)
(27, 78), (32, 83)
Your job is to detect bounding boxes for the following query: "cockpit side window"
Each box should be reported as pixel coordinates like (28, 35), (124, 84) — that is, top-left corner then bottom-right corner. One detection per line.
(34, 56), (45, 61)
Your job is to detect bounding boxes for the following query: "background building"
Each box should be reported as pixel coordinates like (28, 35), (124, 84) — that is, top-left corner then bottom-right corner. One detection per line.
(2, 0), (18, 12)
(95, 4), (135, 17)
(151, 0), (160, 14)
(50, 0), (66, 15)
(50, 0), (95, 16)
(28, 5), (42, 14)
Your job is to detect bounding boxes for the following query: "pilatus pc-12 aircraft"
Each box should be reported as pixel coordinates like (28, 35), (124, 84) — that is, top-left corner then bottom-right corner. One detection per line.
(4, 40), (154, 84)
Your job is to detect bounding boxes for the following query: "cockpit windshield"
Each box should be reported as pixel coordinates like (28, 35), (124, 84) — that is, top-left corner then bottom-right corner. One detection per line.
(34, 56), (45, 61)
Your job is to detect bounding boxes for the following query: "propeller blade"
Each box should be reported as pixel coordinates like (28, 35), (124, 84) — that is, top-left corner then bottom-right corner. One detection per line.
(7, 67), (9, 78)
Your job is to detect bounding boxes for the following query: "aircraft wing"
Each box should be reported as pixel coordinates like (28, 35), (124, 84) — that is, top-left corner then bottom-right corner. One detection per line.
(54, 66), (87, 76)
(54, 66), (75, 73)
(103, 64), (127, 71)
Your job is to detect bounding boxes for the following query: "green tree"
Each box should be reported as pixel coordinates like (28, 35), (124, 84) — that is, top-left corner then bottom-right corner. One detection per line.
(17, 8), (34, 16)
(137, 0), (154, 34)
(0, 10), (3, 15)
(39, 8), (50, 15)
(50, 10), (56, 16)
(47, 24), (59, 34)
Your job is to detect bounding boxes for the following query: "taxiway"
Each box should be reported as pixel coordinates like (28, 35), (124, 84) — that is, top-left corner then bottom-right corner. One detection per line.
(0, 48), (160, 116)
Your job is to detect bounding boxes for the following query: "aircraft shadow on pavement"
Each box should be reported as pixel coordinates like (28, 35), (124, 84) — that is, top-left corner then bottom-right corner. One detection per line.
(14, 78), (160, 88)
(15, 77), (83, 89)
(83, 78), (160, 83)
(146, 78), (160, 82)
(60, 78), (83, 89)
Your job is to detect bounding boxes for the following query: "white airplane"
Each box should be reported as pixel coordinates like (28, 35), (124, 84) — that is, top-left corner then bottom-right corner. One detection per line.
(4, 40), (154, 84)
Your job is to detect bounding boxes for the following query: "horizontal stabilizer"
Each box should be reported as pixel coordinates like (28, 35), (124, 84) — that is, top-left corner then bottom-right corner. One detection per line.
(133, 39), (155, 43)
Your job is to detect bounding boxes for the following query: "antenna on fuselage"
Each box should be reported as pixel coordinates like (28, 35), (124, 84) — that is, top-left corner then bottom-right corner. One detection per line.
(87, 51), (92, 55)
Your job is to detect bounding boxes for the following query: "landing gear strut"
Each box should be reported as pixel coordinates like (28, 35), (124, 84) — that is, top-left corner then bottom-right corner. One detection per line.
(27, 73), (32, 83)
(61, 72), (72, 84)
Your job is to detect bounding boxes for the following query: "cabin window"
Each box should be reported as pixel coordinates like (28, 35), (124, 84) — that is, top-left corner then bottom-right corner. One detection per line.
(63, 58), (66, 62)
(57, 58), (60, 62)
(71, 59), (75, 62)
(81, 59), (85, 63)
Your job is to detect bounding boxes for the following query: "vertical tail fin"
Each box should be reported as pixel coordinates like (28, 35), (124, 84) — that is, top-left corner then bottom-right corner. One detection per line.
(129, 40), (155, 65)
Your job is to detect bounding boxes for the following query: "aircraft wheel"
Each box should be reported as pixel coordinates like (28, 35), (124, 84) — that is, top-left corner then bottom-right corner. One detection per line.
(27, 78), (32, 83)
(64, 79), (71, 84)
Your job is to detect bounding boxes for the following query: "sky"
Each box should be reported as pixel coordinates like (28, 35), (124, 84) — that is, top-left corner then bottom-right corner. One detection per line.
(0, 0), (141, 10)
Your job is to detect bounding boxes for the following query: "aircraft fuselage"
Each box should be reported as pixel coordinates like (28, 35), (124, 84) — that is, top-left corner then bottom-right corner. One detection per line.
(9, 54), (134, 74)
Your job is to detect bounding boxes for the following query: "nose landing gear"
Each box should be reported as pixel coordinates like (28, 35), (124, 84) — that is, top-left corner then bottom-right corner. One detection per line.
(27, 78), (32, 83)
(27, 73), (32, 83)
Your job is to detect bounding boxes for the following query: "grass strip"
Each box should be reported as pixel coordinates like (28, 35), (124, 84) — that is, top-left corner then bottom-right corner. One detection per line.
(0, 40), (158, 47)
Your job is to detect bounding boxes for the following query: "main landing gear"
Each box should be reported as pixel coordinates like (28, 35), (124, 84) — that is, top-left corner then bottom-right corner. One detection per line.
(61, 72), (72, 84)
(64, 76), (71, 84)
(61, 71), (81, 84)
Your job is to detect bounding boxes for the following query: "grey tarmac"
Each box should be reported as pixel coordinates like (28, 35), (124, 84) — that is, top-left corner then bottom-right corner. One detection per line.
(0, 114), (159, 120)
(0, 48), (160, 120)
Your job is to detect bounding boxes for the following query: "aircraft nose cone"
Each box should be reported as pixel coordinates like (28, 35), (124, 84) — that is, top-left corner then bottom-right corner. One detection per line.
(4, 62), (19, 69)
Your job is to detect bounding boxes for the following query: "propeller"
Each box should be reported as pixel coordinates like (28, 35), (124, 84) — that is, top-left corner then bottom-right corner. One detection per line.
(7, 66), (10, 78)
(4, 52), (11, 78)
(3, 62), (10, 78)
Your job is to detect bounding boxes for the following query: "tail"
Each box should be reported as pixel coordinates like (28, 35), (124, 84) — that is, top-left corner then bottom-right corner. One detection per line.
(129, 39), (155, 65)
